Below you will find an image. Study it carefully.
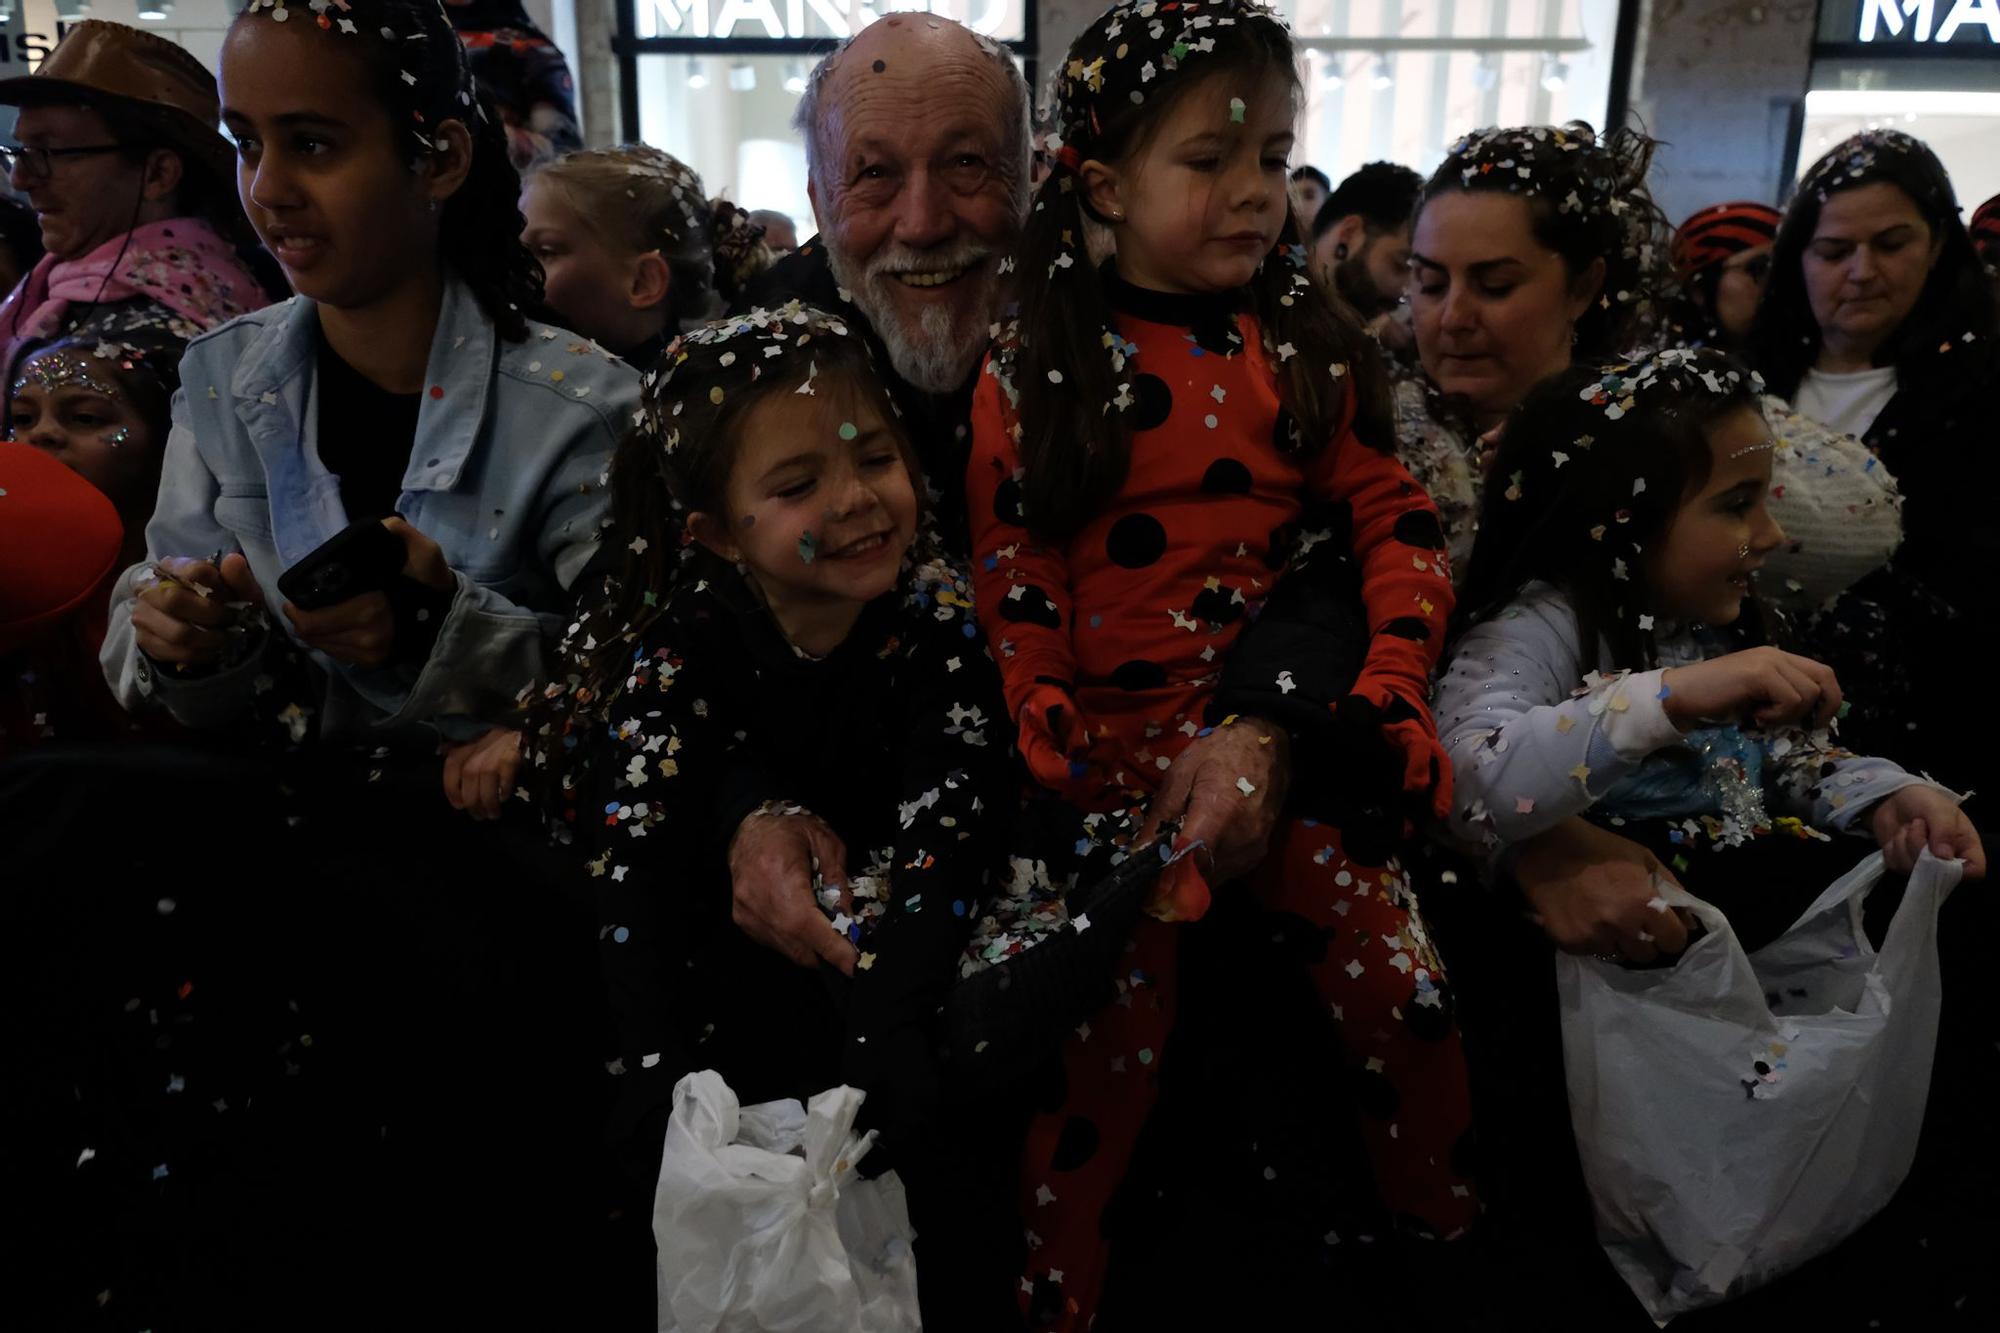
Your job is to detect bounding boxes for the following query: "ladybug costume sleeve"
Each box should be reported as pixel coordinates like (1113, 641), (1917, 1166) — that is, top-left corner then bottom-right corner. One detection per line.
(965, 356), (1100, 797)
(1301, 395), (1457, 821)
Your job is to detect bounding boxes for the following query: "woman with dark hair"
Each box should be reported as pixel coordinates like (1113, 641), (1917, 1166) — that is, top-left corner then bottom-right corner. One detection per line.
(1748, 130), (2000, 780)
(1395, 123), (1676, 570)
(0, 19), (278, 386)
(1399, 124), (1899, 618)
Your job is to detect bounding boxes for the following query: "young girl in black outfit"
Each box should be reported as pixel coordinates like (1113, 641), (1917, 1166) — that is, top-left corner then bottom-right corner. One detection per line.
(529, 301), (1017, 1324)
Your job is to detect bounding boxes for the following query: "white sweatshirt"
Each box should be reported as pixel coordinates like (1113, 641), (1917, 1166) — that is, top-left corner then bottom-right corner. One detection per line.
(1434, 582), (1943, 853)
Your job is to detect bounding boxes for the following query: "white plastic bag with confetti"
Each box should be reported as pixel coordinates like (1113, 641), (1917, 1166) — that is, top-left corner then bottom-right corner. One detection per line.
(653, 1070), (922, 1332)
(1557, 849), (1959, 1322)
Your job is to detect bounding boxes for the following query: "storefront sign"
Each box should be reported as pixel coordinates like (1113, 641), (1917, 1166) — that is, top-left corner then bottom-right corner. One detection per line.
(1858, 0), (2000, 43)
(1, 1), (72, 71)
(640, 0), (1025, 43)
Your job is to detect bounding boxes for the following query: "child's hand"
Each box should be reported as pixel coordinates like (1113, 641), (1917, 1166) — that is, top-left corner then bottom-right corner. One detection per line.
(132, 553), (264, 667)
(1869, 786), (1986, 880)
(442, 727), (524, 821)
(1018, 684), (1091, 791)
(1661, 647), (1843, 731)
(1335, 687), (1453, 822)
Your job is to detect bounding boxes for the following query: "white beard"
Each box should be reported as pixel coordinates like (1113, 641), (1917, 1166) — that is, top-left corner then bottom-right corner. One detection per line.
(827, 241), (996, 395)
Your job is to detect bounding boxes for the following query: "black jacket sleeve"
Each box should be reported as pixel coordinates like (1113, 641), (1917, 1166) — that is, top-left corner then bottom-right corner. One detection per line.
(839, 590), (1014, 1153)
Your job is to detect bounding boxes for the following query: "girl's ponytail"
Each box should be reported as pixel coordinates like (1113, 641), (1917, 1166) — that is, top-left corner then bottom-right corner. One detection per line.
(705, 199), (775, 314)
(1008, 170), (1128, 540)
(445, 87), (544, 341)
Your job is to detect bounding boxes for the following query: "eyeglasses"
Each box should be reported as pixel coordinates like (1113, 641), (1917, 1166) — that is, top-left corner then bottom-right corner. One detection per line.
(0, 142), (130, 178)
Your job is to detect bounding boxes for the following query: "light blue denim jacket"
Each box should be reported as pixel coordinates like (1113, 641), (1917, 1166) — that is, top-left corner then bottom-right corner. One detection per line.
(100, 277), (640, 740)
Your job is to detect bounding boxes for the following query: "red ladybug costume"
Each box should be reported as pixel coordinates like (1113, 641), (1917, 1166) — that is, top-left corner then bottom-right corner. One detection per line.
(969, 273), (1478, 1327)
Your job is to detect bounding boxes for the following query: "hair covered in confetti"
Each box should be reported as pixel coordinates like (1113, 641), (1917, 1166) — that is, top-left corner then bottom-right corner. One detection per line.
(1002, 0), (1391, 541)
(1456, 347), (1764, 672)
(527, 146), (773, 323)
(519, 302), (909, 797)
(1418, 122), (1674, 360)
(1749, 129), (1996, 401)
(234, 0), (545, 341)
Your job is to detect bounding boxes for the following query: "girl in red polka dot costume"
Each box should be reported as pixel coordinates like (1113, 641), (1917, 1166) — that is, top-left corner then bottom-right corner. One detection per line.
(967, 3), (1476, 1324)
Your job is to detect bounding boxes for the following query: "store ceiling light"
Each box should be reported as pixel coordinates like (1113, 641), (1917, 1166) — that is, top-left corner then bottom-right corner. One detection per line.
(0, 0), (17, 22)
(728, 61), (756, 92)
(1371, 54), (1393, 90)
(687, 58), (709, 91)
(1540, 57), (1568, 93)
(784, 62), (809, 95)
(137, 1), (173, 18)
(56, 0), (90, 21)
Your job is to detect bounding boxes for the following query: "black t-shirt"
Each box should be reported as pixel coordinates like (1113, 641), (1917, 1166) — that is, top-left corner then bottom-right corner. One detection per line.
(315, 335), (422, 522)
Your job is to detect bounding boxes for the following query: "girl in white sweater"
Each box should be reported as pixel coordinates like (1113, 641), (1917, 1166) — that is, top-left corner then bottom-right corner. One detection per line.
(1436, 348), (1982, 960)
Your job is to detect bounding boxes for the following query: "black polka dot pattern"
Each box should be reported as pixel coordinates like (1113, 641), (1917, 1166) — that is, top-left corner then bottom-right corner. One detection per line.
(1392, 511), (1448, 550)
(993, 476), (1026, 526)
(1105, 513), (1167, 568)
(1190, 314), (1242, 358)
(1129, 374), (1173, 431)
(1353, 1066), (1401, 1120)
(1049, 1114), (1102, 1172)
(1190, 583), (1245, 626)
(998, 583), (1063, 629)
(1112, 659), (1168, 691)
(1381, 616), (1432, 642)
(1201, 458), (1253, 495)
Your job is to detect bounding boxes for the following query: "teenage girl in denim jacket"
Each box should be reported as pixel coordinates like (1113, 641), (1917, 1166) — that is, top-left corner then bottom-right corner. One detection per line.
(100, 0), (638, 745)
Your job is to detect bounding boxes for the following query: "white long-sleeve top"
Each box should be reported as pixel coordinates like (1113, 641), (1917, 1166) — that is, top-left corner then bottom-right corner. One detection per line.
(1434, 582), (1943, 852)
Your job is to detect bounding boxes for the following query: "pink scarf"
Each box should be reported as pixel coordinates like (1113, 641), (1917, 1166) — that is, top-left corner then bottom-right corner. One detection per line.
(1, 217), (271, 375)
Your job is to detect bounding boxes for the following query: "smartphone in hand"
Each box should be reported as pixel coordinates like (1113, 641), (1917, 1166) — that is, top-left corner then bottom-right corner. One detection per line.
(277, 518), (408, 610)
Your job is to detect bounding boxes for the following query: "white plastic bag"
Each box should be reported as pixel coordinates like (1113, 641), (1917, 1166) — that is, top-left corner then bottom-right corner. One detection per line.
(653, 1070), (922, 1332)
(1558, 849), (1960, 1323)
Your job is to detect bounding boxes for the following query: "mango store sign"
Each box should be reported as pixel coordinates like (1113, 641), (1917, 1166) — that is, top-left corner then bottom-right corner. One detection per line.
(1859, 0), (2000, 42)
(639, 0), (1025, 42)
